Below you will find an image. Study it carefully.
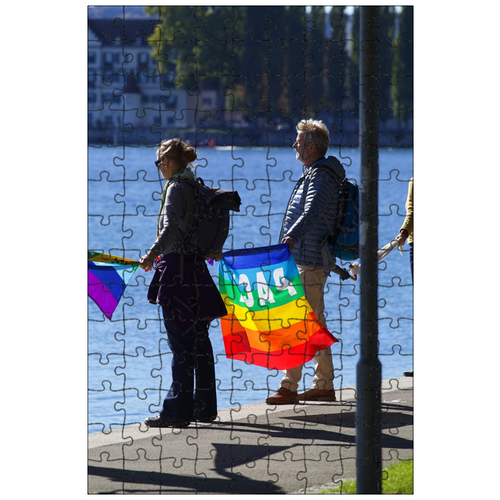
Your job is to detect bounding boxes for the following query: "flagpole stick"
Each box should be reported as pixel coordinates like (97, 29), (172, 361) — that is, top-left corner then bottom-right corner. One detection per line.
(356, 6), (382, 494)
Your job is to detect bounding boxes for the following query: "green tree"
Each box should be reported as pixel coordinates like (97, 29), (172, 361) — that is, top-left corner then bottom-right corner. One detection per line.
(391, 6), (413, 120)
(327, 6), (350, 123)
(145, 6), (240, 92)
(267, 6), (287, 119)
(279, 6), (307, 119)
(240, 6), (269, 121)
(378, 6), (398, 115)
(144, 6), (412, 129)
(305, 6), (327, 115)
(347, 7), (360, 96)
(340, 6), (360, 130)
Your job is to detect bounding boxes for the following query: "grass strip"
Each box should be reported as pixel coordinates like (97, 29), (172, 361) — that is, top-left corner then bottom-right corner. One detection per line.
(319, 459), (413, 494)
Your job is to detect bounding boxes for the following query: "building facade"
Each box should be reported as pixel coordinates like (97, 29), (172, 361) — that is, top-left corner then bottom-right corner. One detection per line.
(88, 18), (212, 145)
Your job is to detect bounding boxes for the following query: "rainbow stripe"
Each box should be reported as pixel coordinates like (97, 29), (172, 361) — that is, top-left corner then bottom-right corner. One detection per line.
(88, 251), (140, 319)
(218, 244), (338, 370)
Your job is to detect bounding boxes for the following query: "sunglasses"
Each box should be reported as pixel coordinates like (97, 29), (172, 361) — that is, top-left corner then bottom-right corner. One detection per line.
(155, 155), (169, 167)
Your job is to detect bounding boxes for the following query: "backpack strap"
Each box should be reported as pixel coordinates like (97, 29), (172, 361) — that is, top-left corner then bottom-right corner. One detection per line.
(314, 164), (346, 245)
(178, 177), (201, 250)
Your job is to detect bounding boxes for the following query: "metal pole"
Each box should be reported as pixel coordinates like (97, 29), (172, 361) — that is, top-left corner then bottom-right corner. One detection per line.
(356, 6), (382, 495)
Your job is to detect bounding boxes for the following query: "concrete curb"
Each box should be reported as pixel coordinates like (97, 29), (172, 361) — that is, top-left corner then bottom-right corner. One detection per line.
(89, 376), (413, 449)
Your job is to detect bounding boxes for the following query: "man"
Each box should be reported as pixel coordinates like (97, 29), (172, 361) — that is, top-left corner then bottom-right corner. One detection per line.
(266, 119), (346, 405)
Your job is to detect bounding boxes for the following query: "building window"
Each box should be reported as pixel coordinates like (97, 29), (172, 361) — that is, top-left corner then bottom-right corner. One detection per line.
(166, 95), (177, 107)
(155, 94), (177, 108)
(88, 51), (96, 64)
(161, 74), (174, 87)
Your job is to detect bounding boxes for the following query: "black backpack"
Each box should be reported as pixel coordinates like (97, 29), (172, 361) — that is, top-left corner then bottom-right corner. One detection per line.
(183, 178), (241, 260)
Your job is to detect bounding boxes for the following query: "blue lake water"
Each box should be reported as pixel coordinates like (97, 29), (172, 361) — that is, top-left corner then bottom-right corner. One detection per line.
(88, 145), (413, 434)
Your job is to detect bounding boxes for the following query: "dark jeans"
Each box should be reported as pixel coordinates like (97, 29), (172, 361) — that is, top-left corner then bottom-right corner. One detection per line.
(409, 242), (413, 283)
(160, 309), (217, 422)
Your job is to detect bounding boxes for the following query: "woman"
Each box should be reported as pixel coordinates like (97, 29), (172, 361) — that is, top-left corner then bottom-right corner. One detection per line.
(397, 177), (414, 282)
(140, 138), (227, 428)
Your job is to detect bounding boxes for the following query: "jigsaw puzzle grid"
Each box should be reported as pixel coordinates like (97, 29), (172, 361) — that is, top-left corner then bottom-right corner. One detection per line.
(87, 5), (413, 493)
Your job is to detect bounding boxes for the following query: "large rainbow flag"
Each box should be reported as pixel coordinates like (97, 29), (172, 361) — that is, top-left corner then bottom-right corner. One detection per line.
(88, 251), (140, 319)
(218, 244), (338, 370)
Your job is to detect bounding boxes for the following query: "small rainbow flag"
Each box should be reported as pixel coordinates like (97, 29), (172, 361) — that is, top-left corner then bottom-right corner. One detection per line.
(218, 244), (338, 370)
(88, 251), (140, 319)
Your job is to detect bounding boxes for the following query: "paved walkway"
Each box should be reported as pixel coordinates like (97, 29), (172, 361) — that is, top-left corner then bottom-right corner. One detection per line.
(88, 377), (413, 494)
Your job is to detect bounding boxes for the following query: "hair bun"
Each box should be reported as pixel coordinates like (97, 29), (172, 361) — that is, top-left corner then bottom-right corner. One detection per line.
(181, 147), (197, 166)
(159, 138), (197, 167)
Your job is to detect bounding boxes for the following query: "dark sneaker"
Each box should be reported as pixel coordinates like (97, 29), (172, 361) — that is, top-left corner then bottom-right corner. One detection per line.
(144, 415), (190, 428)
(297, 388), (336, 402)
(265, 387), (299, 405)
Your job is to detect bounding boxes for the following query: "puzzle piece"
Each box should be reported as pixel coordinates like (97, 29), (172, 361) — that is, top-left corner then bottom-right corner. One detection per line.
(88, 5), (413, 494)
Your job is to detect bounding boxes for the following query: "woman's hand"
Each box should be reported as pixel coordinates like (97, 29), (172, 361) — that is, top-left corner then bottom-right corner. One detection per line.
(140, 251), (158, 271)
(396, 229), (408, 247)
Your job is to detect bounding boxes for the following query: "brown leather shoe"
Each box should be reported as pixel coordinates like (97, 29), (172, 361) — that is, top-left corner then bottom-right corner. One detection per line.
(265, 387), (299, 405)
(297, 388), (337, 402)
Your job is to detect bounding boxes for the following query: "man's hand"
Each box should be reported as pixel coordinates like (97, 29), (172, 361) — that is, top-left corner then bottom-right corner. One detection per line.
(281, 235), (297, 251)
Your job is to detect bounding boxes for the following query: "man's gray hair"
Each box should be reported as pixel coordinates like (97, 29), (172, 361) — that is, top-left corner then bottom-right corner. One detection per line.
(296, 119), (330, 157)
